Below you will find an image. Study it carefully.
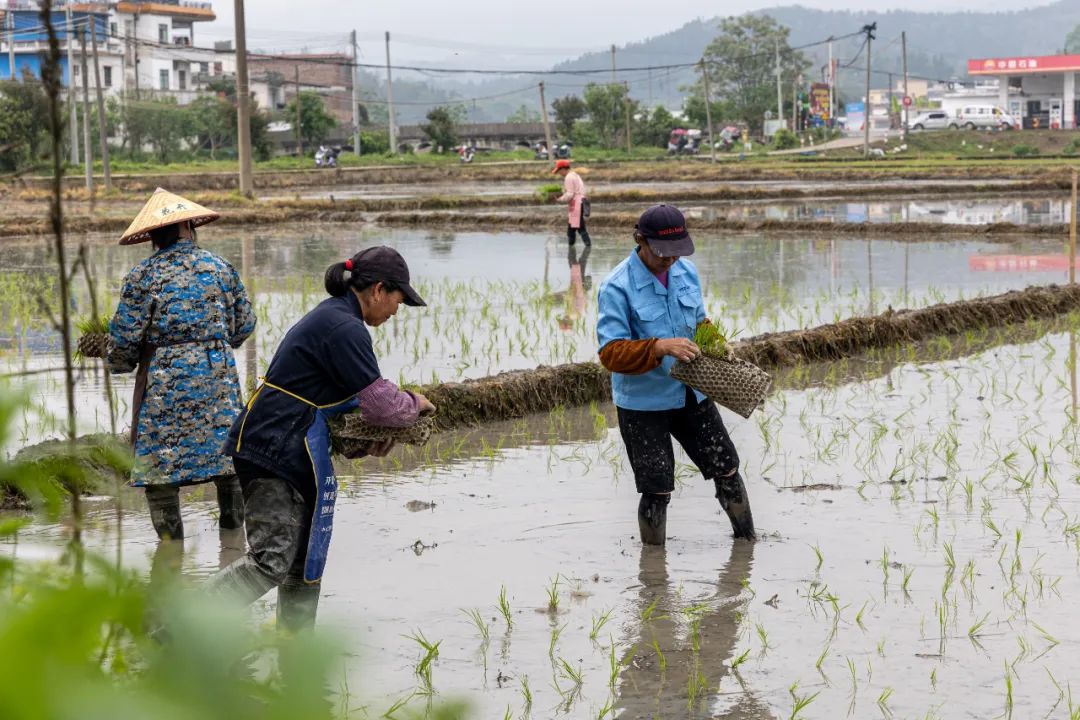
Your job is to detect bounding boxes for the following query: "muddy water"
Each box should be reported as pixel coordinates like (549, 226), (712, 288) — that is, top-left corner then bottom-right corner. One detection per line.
(1, 225), (1076, 450)
(9, 328), (1080, 719)
(677, 195), (1074, 226)
(265, 178), (1034, 202)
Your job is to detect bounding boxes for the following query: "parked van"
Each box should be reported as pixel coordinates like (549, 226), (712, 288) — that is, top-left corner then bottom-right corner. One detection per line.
(950, 105), (1016, 130)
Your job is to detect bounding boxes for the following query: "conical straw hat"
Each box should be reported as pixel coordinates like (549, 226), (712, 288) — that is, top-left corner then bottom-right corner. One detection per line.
(119, 188), (220, 245)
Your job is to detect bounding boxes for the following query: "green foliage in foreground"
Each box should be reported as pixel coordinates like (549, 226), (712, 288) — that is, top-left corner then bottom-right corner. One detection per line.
(0, 387), (468, 720)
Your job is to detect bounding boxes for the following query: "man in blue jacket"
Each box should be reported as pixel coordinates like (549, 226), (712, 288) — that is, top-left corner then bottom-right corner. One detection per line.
(596, 204), (754, 544)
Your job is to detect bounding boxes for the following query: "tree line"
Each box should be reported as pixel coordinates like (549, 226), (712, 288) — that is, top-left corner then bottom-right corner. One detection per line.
(0, 72), (358, 170)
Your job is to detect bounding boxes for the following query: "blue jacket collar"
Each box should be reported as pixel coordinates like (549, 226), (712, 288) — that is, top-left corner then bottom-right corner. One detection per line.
(628, 248), (686, 293)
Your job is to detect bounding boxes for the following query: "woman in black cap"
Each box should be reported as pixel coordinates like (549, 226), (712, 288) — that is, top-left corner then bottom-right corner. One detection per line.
(208, 246), (434, 630)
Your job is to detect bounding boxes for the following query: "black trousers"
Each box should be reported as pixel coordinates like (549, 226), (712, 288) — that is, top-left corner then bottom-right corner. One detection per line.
(207, 460), (320, 631)
(567, 219), (591, 245)
(617, 388), (740, 494)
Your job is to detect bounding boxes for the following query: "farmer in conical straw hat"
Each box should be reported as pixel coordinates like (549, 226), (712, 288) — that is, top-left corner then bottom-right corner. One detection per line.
(596, 204), (754, 545)
(209, 246), (434, 631)
(553, 159), (591, 247)
(107, 188), (255, 542)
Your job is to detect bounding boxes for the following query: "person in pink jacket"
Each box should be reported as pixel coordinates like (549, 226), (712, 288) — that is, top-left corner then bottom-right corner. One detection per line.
(553, 159), (591, 247)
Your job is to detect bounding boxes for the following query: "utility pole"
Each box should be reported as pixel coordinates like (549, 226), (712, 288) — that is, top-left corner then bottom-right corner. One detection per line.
(234, 0), (253, 196)
(66, 5), (79, 164)
(775, 38), (783, 127)
(610, 44), (616, 83)
(792, 75), (798, 132)
(623, 80), (631, 155)
(901, 31), (909, 134)
(294, 65), (302, 158)
(351, 29), (360, 156)
(385, 31), (396, 154)
(7, 12), (15, 83)
(700, 60), (716, 163)
(79, 27), (93, 192)
(863, 23), (876, 159)
(132, 14), (140, 99)
(538, 81), (553, 163)
(885, 73), (894, 131)
(827, 39), (834, 126)
(90, 19), (111, 190)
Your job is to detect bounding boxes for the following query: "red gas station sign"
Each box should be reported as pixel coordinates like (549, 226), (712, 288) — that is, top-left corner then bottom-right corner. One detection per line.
(968, 54), (1080, 75)
(969, 255), (1080, 272)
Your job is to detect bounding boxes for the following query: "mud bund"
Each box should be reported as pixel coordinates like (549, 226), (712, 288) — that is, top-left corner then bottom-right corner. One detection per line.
(8, 283), (1080, 506)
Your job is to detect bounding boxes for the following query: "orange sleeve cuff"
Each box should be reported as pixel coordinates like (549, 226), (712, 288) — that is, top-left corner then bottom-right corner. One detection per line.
(599, 339), (661, 375)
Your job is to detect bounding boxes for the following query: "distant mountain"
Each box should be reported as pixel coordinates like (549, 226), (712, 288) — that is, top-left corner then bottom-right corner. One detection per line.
(365, 1), (1080, 123)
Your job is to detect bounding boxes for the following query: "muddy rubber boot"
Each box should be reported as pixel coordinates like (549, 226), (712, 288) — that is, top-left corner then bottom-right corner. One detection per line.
(715, 472), (755, 541)
(278, 580), (320, 633)
(146, 485), (184, 541)
(637, 493), (670, 546)
(215, 475), (245, 530)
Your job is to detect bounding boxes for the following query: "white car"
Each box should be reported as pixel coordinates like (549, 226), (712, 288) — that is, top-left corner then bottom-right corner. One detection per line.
(909, 111), (952, 131)
(950, 105), (1016, 130)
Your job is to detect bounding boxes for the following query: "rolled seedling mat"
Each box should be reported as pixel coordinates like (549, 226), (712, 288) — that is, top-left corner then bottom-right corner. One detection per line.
(76, 332), (110, 360)
(329, 412), (437, 456)
(670, 355), (772, 418)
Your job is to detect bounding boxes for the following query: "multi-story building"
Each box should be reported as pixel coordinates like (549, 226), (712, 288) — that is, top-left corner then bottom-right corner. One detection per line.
(0, 0), (227, 104)
(248, 53), (354, 126)
(116, 0), (226, 103)
(1, 3), (123, 97)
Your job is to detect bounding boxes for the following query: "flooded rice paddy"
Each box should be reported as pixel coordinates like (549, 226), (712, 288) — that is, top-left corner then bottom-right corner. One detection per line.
(6, 225), (1080, 717)
(2, 225), (1077, 446)
(9, 314), (1080, 718)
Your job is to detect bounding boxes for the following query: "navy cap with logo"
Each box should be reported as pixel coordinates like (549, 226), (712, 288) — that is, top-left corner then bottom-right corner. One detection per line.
(634, 204), (694, 258)
(347, 246), (426, 306)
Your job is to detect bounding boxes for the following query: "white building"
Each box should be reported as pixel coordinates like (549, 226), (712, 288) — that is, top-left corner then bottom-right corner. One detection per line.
(2, 1), (231, 105)
(968, 54), (1080, 129)
(115, 1), (224, 103)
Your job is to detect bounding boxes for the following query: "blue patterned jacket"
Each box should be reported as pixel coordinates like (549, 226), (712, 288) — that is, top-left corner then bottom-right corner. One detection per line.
(108, 239), (256, 486)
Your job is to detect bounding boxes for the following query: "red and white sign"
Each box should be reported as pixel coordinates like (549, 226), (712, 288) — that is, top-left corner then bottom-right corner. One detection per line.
(969, 254), (1080, 272)
(968, 54), (1080, 75)
(902, 95), (913, 107)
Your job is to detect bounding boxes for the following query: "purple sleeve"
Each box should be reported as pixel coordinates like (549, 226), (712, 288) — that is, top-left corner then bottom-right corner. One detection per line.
(357, 378), (421, 428)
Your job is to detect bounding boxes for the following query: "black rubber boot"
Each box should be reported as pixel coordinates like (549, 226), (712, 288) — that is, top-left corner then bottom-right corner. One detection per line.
(146, 485), (183, 541)
(278, 580), (321, 633)
(215, 475), (245, 530)
(637, 493), (670, 545)
(715, 472), (755, 540)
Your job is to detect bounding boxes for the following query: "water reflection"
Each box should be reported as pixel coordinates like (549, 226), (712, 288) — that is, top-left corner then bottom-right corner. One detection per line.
(2, 226), (1076, 450)
(616, 543), (775, 719)
(684, 197), (1073, 226)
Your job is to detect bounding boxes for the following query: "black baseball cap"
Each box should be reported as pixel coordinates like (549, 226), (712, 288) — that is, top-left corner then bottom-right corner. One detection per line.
(635, 204), (694, 258)
(349, 246), (426, 306)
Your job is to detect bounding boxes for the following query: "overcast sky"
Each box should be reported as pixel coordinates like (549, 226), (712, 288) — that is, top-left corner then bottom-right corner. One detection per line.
(201, 0), (1061, 68)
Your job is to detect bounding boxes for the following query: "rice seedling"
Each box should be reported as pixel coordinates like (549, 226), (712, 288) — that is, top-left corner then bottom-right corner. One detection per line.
(406, 629), (441, 696)
(877, 686), (894, 714)
(650, 636), (667, 672)
(519, 674), (532, 711)
(544, 575), (561, 614)
(461, 607), (490, 644)
(730, 647), (751, 670)
(756, 623), (772, 653)
(589, 608), (613, 641)
(788, 682), (820, 720)
(548, 623), (566, 659)
(497, 585), (513, 631)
